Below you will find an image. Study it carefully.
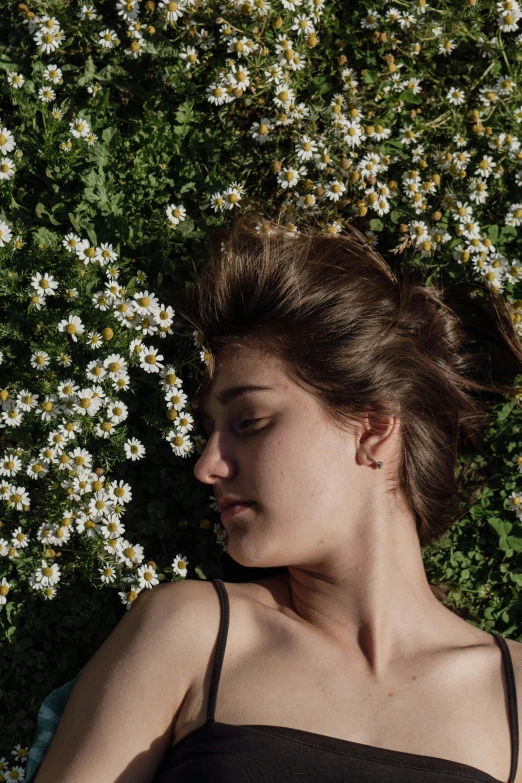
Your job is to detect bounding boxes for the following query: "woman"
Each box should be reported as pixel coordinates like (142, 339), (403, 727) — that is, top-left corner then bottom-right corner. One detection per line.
(35, 216), (522, 782)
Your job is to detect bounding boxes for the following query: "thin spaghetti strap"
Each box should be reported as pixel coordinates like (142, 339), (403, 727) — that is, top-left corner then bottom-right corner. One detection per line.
(206, 578), (230, 724)
(492, 633), (519, 783)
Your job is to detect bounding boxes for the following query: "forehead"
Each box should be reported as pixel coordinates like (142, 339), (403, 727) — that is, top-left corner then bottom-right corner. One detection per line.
(197, 346), (288, 418)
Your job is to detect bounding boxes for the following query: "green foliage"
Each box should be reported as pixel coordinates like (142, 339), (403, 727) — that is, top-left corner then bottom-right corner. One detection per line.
(1, 0), (522, 769)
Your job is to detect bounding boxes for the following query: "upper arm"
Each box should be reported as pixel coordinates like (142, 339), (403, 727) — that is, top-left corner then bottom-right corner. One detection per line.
(33, 579), (211, 783)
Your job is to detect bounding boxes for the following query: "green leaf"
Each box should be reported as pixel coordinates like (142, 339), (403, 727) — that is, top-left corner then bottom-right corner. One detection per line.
(497, 402), (515, 422)
(175, 100), (195, 126)
(313, 75), (331, 94)
(369, 218), (383, 231)
(487, 224), (499, 243)
(390, 210), (401, 224)
(400, 88), (422, 105)
(499, 225), (517, 242)
(488, 517), (512, 537)
(69, 213), (81, 232)
(363, 70), (376, 84)
(77, 56), (95, 87)
(506, 536), (522, 552)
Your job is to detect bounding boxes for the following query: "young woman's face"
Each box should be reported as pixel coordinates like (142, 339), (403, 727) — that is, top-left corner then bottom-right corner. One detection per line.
(193, 343), (373, 571)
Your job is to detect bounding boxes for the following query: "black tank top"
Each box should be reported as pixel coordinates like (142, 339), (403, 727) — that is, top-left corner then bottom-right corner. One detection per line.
(153, 578), (519, 782)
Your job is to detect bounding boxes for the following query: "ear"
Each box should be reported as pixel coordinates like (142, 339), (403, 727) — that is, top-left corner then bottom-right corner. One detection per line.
(355, 412), (400, 464)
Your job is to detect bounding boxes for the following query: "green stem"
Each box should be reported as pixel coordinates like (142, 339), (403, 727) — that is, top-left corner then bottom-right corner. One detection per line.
(496, 30), (512, 76)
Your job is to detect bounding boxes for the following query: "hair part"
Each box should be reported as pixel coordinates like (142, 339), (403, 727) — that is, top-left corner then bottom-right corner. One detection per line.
(176, 214), (522, 548)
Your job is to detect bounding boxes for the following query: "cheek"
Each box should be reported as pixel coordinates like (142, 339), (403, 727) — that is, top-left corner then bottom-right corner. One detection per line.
(254, 434), (342, 506)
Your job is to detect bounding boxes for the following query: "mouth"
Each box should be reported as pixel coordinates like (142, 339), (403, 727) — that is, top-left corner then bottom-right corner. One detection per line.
(220, 501), (255, 520)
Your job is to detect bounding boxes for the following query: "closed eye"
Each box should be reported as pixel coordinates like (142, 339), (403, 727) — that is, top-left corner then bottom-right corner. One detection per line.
(198, 418), (264, 438)
(237, 418), (263, 432)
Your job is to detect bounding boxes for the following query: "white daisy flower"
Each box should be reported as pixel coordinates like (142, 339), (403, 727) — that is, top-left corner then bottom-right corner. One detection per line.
(43, 64), (63, 83)
(30, 350), (51, 370)
(86, 332), (103, 349)
(30, 271), (59, 296)
(80, 4), (99, 20)
(106, 400), (128, 424)
(57, 315), (85, 342)
(62, 232), (82, 253)
(139, 346), (164, 373)
(133, 290), (160, 315)
(273, 84), (295, 107)
(69, 118), (91, 138)
(475, 155), (496, 178)
(7, 72), (25, 89)
(34, 28), (64, 54)
(165, 387), (188, 410)
(206, 83), (227, 106)
(116, 538), (145, 567)
(171, 553), (189, 576)
(179, 45), (199, 69)
(438, 38), (457, 55)
(223, 187), (242, 209)
(166, 203), (186, 225)
(0, 452), (23, 476)
(76, 239), (98, 264)
(506, 203), (522, 227)
(99, 564), (117, 584)
(11, 524), (29, 549)
(124, 437), (145, 460)
(95, 242), (118, 265)
(0, 220), (13, 246)
(0, 127), (16, 154)
(277, 165), (307, 189)
(210, 191), (226, 211)
(34, 559), (61, 587)
(166, 430), (193, 456)
(0, 157), (16, 180)
(118, 584), (143, 609)
(104, 354), (128, 378)
(16, 390), (39, 413)
(498, 9), (520, 31)
(324, 180), (346, 201)
(107, 479), (132, 504)
(295, 134), (318, 161)
(98, 28), (119, 48)
(0, 577), (11, 604)
(159, 0), (186, 21)
(447, 87), (466, 105)
(250, 117), (273, 143)
(137, 563), (159, 589)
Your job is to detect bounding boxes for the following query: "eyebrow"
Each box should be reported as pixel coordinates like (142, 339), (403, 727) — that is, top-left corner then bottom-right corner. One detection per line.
(198, 385), (274, 421)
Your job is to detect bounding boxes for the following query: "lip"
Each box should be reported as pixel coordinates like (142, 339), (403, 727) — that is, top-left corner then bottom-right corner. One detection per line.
(220, 502), (255, 521)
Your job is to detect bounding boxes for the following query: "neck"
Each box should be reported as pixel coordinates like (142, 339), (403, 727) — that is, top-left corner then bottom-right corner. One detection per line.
(282, 514), (462, 678)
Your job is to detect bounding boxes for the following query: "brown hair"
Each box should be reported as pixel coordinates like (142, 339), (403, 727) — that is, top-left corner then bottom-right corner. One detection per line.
(176, 214), (522, 548)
